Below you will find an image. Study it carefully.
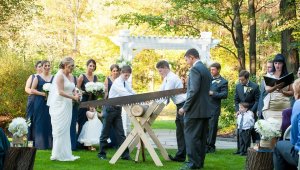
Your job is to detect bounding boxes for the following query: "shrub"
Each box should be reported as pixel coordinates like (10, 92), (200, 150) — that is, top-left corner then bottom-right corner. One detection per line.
(0, 53), (34, 118)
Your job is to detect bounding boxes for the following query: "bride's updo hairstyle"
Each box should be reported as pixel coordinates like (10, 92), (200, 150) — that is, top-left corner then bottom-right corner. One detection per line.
(59, 57), (74, 69)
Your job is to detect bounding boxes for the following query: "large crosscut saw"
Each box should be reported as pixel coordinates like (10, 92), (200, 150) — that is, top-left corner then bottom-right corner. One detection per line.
(79, 88), (186, 108)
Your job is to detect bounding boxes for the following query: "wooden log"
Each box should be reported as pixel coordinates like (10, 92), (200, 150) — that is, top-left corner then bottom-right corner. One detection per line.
(245, 147), (273, 170)
(3, 147), (37, 170)
(131, 104), (149, 117)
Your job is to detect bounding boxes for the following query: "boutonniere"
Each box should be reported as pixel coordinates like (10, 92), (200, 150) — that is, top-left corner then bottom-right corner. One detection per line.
(246, 87), (253, 93)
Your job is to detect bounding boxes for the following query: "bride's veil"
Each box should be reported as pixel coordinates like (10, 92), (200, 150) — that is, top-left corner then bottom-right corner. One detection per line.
(47, 69), (62, 107)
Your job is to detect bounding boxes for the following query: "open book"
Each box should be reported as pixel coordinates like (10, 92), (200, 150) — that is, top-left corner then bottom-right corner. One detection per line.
(263, 73), (294, 87)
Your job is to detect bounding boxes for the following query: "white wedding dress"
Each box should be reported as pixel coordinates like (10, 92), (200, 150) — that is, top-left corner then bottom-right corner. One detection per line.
(47, 70), (79, 161)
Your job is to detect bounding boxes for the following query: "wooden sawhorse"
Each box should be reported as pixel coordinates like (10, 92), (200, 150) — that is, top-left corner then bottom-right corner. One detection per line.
(109, 101), (170, 166)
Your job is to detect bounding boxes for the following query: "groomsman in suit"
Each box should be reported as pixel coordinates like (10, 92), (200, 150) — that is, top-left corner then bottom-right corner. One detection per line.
(156, 60), (187, 162)
(206, 62), (228, 153)
(234, 70), (260, 154)
(179, 48), (211, 169)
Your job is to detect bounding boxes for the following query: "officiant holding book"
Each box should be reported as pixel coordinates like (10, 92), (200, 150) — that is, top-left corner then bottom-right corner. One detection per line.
(262, 54), (294, 128)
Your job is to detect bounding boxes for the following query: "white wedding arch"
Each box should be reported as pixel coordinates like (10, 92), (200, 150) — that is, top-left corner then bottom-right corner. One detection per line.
(109, 30), (220, 135)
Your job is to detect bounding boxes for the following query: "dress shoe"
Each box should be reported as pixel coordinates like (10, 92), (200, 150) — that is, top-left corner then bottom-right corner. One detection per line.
(97, 154), (107, 160)
(206, 147), (216, 153)
(168, 155), (185, 162)
(179, 164), (201, 170)
(240, 152), (247, 156)
(233, 151), (241, 155)
(121, 156), (132, 160)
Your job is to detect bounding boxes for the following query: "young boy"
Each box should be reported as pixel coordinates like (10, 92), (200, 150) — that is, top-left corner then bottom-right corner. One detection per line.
(97, 65), (134, 160)
(237, 102), (255, 156)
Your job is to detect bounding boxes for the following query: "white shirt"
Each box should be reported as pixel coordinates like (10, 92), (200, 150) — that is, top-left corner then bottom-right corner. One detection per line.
(193, 59), (201, 67)
(160, 71), (186, 104)
(109, 76), (135, 98)
(237, 110), (254, 130)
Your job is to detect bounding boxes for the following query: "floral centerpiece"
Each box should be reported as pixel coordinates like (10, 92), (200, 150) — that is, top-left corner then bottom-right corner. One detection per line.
(254, 118), (281, 148)
(85, 82), (105, 100)
(42, 83), (52, 100)
(8, 117), (31, 146)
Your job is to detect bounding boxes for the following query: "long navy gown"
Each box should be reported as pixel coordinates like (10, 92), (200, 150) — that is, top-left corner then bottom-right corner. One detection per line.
(70, 76), (78, 150)
(0, 128), (10, 170)
(26, 74), (36, 141)
(77, 74), (98, 148)
(33, 75), (53, 149)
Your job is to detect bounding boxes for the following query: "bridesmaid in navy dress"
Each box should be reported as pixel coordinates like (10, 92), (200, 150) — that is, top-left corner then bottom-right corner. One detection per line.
(103, 64), (120, 148)
(31, 60), (53, 149)
(70, 75), (78, 150)
(24, 61), (42, 141)
(77, 59), (98, 149)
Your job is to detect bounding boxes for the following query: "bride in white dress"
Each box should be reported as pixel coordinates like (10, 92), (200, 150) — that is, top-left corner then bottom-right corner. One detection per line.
(47, 57), (80, 161)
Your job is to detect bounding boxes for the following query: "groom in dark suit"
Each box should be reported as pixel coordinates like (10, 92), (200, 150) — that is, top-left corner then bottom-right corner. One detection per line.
(179, 48), (211, 169)
(234, 70), (260, 155)
(206, 62), (228, 153)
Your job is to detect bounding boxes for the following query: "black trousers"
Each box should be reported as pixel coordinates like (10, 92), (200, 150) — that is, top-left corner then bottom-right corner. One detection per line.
(273, 141), (298, 170)
(184, 117), (209, 168)
(207, 113), (220, 149)
(238, 129), (251, 154)
(98, 106), (129, 158)
(174, 102), (186, 159)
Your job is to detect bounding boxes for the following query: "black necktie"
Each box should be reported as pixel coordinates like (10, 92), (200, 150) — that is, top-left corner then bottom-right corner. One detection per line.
(124, 81), (126, 87)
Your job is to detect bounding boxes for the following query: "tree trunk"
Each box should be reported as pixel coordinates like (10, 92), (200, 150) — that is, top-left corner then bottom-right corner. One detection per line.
(233, 0), (246, 71)
(245, 148), (273, 170)
(248, 0), (256, 76)
(280, 0), (299, 74)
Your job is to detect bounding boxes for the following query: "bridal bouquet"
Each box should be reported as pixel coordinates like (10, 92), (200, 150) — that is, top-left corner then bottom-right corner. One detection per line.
(43, 83), (52, 100)
(254, 118), (281, 140)
(8, 117), (30, 137)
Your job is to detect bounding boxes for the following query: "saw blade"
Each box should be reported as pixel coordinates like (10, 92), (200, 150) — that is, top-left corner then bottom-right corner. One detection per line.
(79, 88), (186, 108)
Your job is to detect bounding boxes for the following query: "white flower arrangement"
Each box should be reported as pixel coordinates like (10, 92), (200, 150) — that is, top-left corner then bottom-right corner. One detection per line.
(85, 82), (105, 94)
(254, 118), (281, 140)
(42, 83), (52, 92)
(116, 58), (131, 68)
(8, 117), (30, 137)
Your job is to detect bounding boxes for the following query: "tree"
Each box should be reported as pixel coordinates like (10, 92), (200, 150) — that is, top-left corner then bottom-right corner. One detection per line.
(248, 0), (257, 75)
(279, 0), (299, 74)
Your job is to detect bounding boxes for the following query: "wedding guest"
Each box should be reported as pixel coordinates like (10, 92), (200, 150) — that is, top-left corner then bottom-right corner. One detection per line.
(206, 62), (228, 153)
(257, 60), (273, 119)
(179, 49), (211, 169)
(234, 70), (260, 154)
(103, 64), (120, 149)
(262, 54), (293, 127)
(236, 102), (254, 156)
(273, 78), (300, 170)
(78, 106), (103, 151)
(155, 60), (187, 162)
(98, 65), (134, 160)
(48, 57), (80, 161)
(77, 59), (98, 149)
(31, 60), (53, 149)
(24, 60), (42, 141)
(0, 128), (10, 170)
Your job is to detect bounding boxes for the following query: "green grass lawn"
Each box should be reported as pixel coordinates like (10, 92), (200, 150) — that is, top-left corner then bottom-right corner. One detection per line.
(34, 149), (245, 170)
(151, 120), (176, 129)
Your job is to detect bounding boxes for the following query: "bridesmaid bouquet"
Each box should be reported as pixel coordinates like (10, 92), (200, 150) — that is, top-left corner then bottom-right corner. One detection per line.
(43, 83), (52, 100)
(85, 82), (105, 99)
(8, 117), (31, 137)
(254, 118), (281, 140)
